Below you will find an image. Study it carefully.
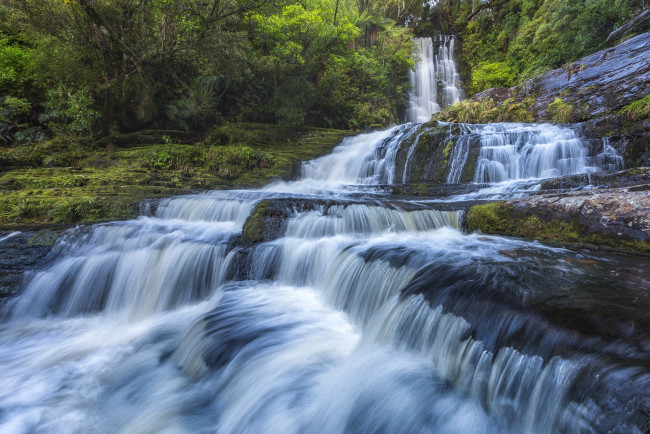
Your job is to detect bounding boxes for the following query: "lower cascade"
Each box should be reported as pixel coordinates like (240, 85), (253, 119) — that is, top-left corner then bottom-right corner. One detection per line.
(0, 121), (647, 434)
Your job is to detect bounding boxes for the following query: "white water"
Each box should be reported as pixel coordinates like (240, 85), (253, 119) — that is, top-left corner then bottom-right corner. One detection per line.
(436, 122), (606, 200)
(0, 103), (646, 432)
(408, 36), (462, 123)
(472, 123), (594, 183)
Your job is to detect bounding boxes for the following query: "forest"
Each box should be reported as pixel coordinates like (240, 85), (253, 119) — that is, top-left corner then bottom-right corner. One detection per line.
(1, 0), (646, 143)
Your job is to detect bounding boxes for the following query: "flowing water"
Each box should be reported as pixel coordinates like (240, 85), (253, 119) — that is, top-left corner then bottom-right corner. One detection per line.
(1, 110), (649, 432)
(408, 36), (462, 123)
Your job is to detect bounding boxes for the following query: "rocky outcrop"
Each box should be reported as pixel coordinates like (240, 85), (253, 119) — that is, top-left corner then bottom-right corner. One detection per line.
(540, 167), (650, 190)
(575, 116), (650, 168)
(392, 122), (481, 184)
(517, 32), (649, 121)
(465, 184), (650, 253)
(0, 229), (62, 300)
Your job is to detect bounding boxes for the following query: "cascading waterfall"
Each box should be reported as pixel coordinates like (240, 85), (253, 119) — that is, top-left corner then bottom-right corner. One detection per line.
(0, 89), (646, 432)
(408, 36), (462, 123)
(472, 123), (594, 183)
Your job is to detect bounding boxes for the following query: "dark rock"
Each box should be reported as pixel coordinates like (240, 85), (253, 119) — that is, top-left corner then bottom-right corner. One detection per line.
(540, 167), (650, 190)
(574, 116), (650, 168)
(528, 32), (649, 120)
(471, 87), (512, 104)
(393, 122), (482, 184)
(0, 230), (63, 301)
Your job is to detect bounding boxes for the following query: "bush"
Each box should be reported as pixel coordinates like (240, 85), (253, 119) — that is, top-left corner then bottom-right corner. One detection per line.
(433, 97), (535, 124)
(471, 62), (516, 94)
(138, 146), (204, 170)
(41, 84), (100, 137)
(206, 146), (272, 178)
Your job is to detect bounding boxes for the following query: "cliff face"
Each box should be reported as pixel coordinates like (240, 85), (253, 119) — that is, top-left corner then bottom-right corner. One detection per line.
(471, 32), (650, 122)
(522, 32), (650, 120)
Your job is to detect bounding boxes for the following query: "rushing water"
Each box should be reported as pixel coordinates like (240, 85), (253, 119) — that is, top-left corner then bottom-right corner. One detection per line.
(408, 36), (462, 123)
(1, 116), (648, 433)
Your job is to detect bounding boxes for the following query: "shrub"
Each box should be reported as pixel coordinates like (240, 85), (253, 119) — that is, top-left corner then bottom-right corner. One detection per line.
(471, 62), (516, 94)
(433, 97), (535, 124)
(41, 84), (100, 137)
(206, 146), (272, 178)
(138, 146), (204, 171)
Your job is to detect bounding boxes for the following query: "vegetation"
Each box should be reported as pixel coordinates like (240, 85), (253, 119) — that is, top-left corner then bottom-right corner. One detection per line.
(415, 0), (648, 95)
(433, 97), (535, 123)
(0, 0), (418, 145)
(619, 94), (650, 121)
(466, 201), (650, 253)
(546, 97), (575, 123)
(0, 123), (348, 225)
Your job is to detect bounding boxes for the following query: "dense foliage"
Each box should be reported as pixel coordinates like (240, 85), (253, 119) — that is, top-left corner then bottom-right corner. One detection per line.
(0, 0), (415, 143)
(1, 0), (647, 145)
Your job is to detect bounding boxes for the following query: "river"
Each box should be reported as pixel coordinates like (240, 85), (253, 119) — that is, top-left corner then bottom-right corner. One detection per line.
(0, 37), (648, 434)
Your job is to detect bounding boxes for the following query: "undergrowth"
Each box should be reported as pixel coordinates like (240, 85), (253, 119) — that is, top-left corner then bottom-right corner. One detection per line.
(433, 97), (535, 124)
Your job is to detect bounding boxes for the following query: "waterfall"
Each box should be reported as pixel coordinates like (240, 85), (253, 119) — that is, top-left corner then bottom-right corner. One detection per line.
(446, 124), (473, 184)
(408, 36), (462, 123)
(0, 120), (646, 432)
(596, 137), (624, 173)
(472, 123), (594, 183)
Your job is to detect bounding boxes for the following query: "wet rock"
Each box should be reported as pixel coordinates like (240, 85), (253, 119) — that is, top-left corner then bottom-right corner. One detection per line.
(574, 116), (650, 168)
(471, 87), (512, 104)
(469, 32), (649, 124)
(466, 185), (650, 253)
(0, 229), (62, 300)
(540, 167), (650, 190)
(393, 122), (482, 184)
(521, 32), (650, 120)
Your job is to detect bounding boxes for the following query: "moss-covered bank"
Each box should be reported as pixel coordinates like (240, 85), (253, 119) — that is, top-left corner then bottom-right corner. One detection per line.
(0, 124), (349, 227)
(466, 190), (650, 254)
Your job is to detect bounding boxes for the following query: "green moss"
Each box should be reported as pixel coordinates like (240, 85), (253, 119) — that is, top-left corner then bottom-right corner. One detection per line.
(547, 97), (575, 123)
(27, 230), (60, 246)
(443, 140), (454, 160)
(619, 94), (650, 121)
(465, 202), (514, 233)
(460, 155), (477, 183)
(466, 202), (650, 254)
(0, 123), (349, 226)
(241, 200), (270, 244)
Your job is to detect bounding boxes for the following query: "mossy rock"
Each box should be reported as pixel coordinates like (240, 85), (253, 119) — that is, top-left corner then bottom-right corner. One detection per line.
(466, 200), (650, 254)
(241, 200), (288, 244)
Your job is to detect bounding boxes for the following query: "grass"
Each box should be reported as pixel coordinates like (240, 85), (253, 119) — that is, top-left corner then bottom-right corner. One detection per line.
(0, 123), (349, 226)
(619, 94), (650, 121)
(546, 97), (575, 123)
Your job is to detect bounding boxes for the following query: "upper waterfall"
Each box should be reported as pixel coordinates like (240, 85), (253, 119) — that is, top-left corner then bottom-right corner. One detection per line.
(408, 36), (462, 123)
